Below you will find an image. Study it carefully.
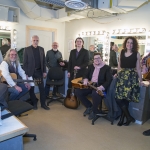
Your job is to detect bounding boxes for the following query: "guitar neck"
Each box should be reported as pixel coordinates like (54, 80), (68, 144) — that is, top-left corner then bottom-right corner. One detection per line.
(13, 79), (34, 83)
(87, 83), (97, 90)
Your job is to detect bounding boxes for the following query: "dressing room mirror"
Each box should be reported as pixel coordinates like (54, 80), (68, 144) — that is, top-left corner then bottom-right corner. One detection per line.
(82, 36), (103, 53)
(0, 31), (11, 47)
(111, 35), (146, 57)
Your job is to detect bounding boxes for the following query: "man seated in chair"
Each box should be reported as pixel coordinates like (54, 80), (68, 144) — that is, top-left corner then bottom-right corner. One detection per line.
(0, 49), (30, 101)
(45, 42), (65, 98)
(75, 53), (112, 120)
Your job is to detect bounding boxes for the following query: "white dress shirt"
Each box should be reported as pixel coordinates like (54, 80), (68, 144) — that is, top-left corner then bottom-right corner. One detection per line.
(0, 61), (27, 87)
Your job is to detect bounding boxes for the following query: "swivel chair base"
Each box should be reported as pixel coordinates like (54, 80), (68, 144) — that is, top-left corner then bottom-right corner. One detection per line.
(23, 133), (37, 141)
(47, 96), (64, 106)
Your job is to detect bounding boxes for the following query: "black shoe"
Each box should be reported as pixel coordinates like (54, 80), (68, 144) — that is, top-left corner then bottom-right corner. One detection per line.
(117, 113), (125, 126)
(121, 105), (135, 126)
(83, 107), (92, 116)
(41, 105), (50, 110)
(33, 105), (38, 110)
(143, 129), (150, 136)
(88, 112), (96, 120)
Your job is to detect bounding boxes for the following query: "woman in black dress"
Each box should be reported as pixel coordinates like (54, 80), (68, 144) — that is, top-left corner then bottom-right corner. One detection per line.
(115, 36), (143, 126)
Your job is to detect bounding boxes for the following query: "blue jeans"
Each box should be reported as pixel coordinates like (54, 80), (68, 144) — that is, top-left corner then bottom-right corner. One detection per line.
(8, 83), (29, 101)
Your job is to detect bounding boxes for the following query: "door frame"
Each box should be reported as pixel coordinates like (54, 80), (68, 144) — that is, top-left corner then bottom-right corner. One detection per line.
(26, 25), (57, 46)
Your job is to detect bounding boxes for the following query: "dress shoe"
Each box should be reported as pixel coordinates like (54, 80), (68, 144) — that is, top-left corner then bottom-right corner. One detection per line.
(33, 105), (38, 110)
(41, 105), (50, 110)
(117, 113), (125, 126)
(143, 129), (150, 136)
(88, 111), (96, 120)
(83, 107), (92, 116)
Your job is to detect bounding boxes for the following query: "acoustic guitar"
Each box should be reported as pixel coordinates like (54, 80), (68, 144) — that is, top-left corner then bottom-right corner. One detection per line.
(71, 77), (104, 97)
(0, 72), (41, 85)
(143, 57), (150, 80)
(64, 70), (80, 109)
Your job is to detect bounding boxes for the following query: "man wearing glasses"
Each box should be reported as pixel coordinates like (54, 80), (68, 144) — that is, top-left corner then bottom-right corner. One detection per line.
(23, 35), (50, 110)
(75, 53), (112, 120)
(0, 49), (30, 100)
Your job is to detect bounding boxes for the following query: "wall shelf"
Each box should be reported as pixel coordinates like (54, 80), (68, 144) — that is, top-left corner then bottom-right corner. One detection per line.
(0, 4), (20, 23)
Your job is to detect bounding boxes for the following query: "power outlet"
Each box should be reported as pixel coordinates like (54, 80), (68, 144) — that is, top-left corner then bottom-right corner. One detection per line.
(98, 0), (110, 9)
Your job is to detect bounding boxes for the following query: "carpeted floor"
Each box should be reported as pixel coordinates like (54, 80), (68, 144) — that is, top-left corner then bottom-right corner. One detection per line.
(20, 98), (150, 150)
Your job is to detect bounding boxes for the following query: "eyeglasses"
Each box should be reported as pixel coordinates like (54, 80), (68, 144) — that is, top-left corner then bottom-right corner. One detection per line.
(94, 57), (101, 60)
(53, 45), (58, 46)
(10, 54), (17, 56)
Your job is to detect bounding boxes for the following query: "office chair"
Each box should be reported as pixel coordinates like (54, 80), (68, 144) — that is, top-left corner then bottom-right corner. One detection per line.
(7, 100), (37, 141)
(0, 83), (37, 141)
(46, 67), (65, 106)
(91, 78), (121, 125)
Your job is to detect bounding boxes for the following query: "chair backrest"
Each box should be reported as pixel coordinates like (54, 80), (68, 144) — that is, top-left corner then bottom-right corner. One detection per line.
(47, 67), (64, 81)
(8, 100), (33, 116)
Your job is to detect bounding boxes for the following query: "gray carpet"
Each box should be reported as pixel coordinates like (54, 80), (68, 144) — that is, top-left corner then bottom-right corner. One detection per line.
(20, 99), (150, 150)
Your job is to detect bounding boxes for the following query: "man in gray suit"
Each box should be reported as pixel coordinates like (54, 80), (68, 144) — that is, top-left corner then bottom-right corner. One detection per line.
(23, 35), (49, 110)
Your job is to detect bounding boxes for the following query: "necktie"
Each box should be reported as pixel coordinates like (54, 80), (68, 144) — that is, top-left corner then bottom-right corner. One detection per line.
(12, 62), (16, 72)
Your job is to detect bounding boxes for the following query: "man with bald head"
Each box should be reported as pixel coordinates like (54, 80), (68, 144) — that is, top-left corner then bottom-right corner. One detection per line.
(23, 35), (50, 110)
(45, 42), (65, 98)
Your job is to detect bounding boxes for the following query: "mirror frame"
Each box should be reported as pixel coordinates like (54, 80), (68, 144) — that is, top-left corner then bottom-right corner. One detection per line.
(111, 28), (147, 56)
(78, 30), (110, 64)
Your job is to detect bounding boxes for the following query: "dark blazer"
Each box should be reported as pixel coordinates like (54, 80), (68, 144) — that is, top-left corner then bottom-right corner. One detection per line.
(0, 45), (10, 57)
(68, 48), (89, 77)
(84, 64), (112, 90)
(23, 46), (46, 77)
(109, 50), (118, 67)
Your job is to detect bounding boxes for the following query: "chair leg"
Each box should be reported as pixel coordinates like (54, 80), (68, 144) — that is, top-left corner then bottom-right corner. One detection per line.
(23, 133), (37, 141)
(56, 99), (64, 104)
(47, 99), (54, 106)
(92, 115), (100, 125)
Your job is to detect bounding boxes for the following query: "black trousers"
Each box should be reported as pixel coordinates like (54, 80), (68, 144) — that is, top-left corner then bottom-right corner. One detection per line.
(75, 88), (103, 114)
(29, 70), (46, 106)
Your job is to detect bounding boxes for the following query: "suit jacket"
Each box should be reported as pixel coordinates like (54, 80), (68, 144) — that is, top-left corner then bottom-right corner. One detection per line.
(68, 48), (89, 78)
(46, 49), (62, 68)
(23, 46), (46, 77)
(0, 45), (10, 57)
(84, 64), (112, 90)
(109, 50), (118, 67)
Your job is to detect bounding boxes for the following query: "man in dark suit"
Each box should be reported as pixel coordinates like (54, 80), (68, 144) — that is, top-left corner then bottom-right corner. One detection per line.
(75, 53), (112, 120)
(23, 35), (49, 110)
(0, 38), (10, 58)
(68, 37), (89, 89)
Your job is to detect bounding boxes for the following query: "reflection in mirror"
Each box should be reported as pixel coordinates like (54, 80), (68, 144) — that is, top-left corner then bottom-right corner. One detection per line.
(111, 35), (146, 57)
(82, 37), (104, 63)
(82, 37), (103, 53)
(0, 31), (11, 59)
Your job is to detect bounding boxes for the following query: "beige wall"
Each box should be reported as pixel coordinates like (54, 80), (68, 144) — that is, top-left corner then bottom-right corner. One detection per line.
(65, 2), (150, 59)
(0, 0), (65, 58)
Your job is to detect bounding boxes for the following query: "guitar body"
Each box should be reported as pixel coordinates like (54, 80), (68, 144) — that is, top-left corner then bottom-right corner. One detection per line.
(0, 73), (17, 82)
(0, 72), (41, 84)
(64, 93), (80, 109)
(143, 57), (150, 80)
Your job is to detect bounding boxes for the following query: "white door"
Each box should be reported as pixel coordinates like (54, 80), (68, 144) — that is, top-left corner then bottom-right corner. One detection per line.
(29, 30), (54, 54)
